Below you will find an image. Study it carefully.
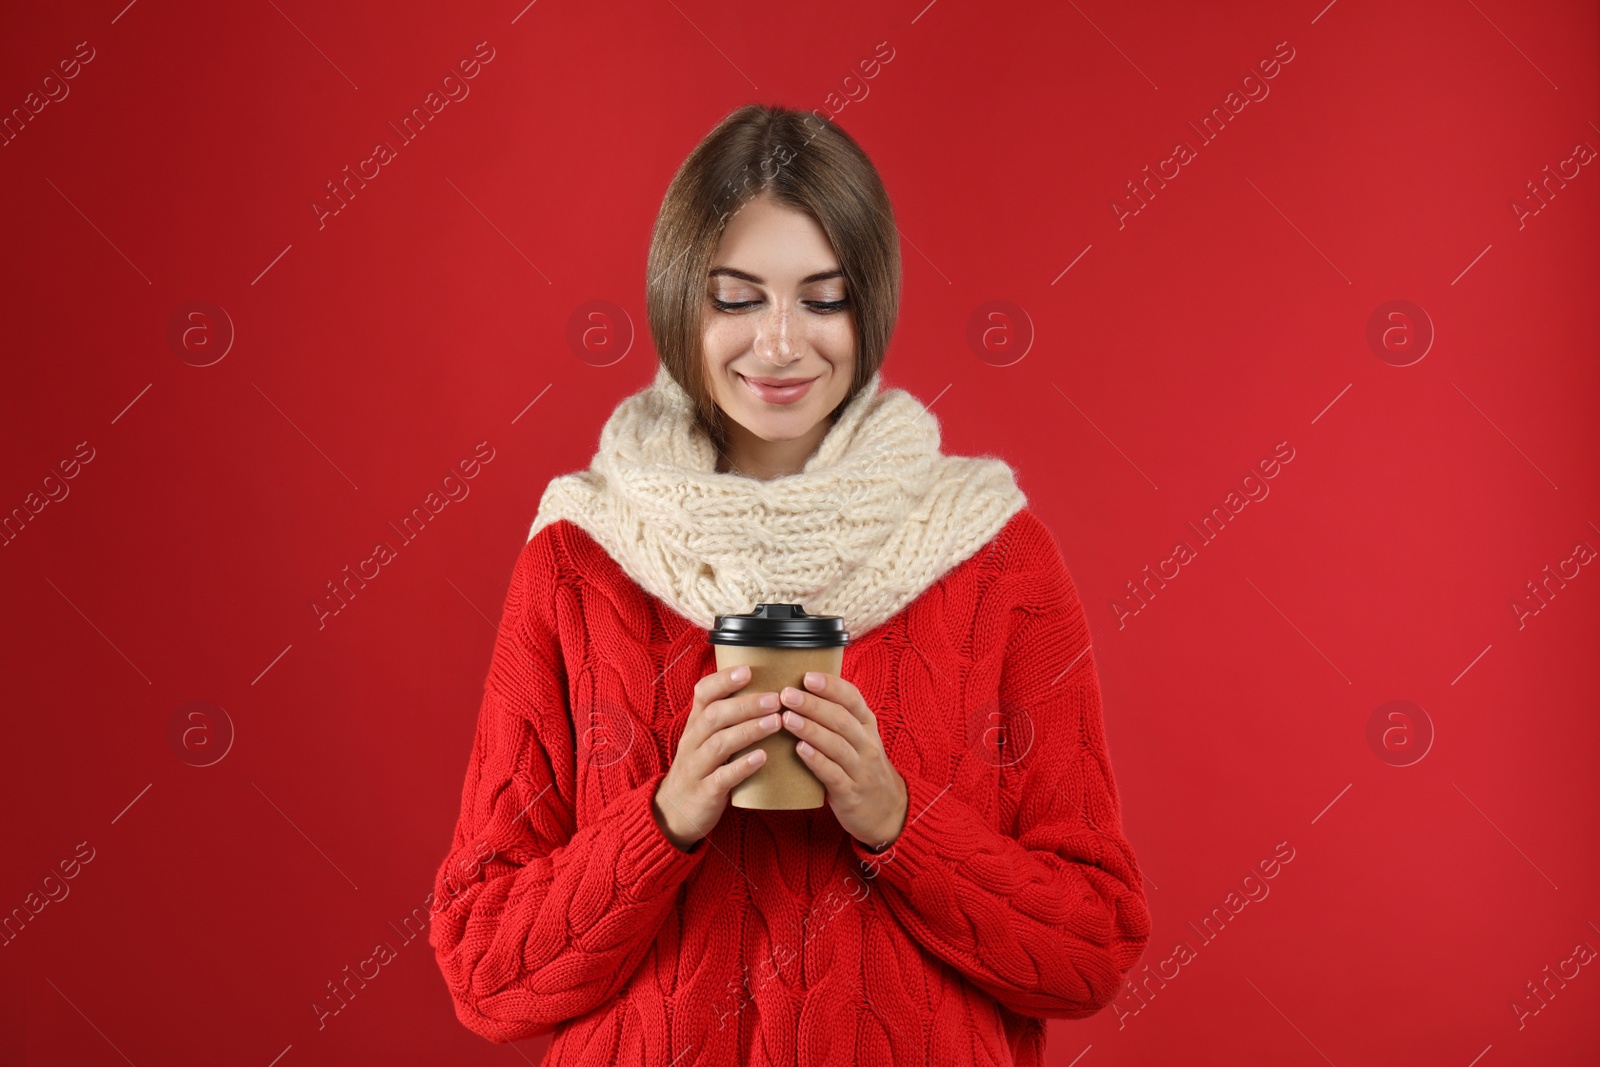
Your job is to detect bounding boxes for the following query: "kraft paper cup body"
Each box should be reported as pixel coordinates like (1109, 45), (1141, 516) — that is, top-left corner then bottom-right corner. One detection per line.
(714, 644), (843, 810)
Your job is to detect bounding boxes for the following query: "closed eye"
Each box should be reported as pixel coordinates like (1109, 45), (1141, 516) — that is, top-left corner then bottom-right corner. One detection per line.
(710, 297), (851, 314)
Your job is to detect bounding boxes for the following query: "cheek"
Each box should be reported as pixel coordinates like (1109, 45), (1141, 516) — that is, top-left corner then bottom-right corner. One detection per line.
(702, 317), (750, 361)
(810, 314), (855, 355)
(800, 314), (853, 370)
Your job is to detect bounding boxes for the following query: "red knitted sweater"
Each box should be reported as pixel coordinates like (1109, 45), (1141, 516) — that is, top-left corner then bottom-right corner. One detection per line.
(429, 508), (1150, 1065)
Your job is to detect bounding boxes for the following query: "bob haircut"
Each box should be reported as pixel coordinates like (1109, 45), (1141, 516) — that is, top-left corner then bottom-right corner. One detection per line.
(645, 103), (902, 444)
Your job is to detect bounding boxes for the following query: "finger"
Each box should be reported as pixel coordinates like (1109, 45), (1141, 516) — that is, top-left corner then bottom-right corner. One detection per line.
(782, 710), (858, 776)
(708, 690), (782, 735)
(794, 735), (848, 791)
(684, 691), (745, 758)
(698, 709), (783, 778)
(687, 667), (758, 746)
(801, 671), (874, 726)
(781, 686), (866, 749)
(694, 664), (752, 713)
(712, 745), (768, 796)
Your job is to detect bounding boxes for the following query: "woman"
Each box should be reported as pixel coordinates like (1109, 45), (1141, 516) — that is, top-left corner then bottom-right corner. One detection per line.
(429, 103), (1150, 1066)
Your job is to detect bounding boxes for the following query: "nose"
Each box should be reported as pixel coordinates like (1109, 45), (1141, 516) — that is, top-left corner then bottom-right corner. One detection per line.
(752, 301), (798, 366)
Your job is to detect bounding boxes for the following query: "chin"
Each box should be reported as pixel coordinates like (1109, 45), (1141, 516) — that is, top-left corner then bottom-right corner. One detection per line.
(734, 403), (814, 438)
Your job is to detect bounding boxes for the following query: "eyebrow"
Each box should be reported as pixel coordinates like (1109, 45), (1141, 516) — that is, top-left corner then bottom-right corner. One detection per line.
(707, 266), (845, 285)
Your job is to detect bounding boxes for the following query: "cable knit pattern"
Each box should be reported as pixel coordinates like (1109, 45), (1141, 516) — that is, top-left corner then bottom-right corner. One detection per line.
(429, 510), (1151, 1065)
(527, 363), (1029, 638)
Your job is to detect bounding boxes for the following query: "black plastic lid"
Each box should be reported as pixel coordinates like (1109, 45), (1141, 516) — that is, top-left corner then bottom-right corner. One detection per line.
(707, 603), (851, 648)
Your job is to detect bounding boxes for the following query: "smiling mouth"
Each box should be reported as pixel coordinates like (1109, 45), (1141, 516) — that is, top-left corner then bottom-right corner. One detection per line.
(739, 374), (817, 405)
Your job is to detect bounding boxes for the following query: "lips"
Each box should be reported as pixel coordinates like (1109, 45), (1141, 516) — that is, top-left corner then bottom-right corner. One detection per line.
(739, 374), (816, 405)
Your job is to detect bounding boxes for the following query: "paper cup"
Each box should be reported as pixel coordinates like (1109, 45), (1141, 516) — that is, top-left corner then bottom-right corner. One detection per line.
(708, 604), (850, 810)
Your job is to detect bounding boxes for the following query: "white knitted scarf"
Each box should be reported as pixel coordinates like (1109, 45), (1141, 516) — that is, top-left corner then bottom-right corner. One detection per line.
(527, 363), (1028, 639)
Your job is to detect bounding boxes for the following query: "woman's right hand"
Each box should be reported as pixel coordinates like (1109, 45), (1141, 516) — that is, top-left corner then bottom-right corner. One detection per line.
(651, 664), (782, 851)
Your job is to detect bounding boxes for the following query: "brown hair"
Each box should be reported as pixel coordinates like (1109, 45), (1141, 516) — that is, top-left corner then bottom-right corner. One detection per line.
(645, 104), (901, 443)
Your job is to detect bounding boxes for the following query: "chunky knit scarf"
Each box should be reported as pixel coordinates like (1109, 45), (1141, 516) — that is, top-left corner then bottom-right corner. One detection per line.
(527, 363), (1028, 639)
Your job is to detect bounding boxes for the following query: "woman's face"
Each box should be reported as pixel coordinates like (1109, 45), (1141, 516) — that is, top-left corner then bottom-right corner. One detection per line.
(701, 192), (857, 451)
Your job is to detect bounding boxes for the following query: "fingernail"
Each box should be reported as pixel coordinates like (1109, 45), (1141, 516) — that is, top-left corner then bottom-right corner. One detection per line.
(759, 693), (779, 710)
(732, 665), (749, 681)
(805, 672), (823, 687)
(762, 713), (780, 729)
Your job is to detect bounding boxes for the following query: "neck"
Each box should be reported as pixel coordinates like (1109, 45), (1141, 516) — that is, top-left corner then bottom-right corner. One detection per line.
(714, 415), (835, 480)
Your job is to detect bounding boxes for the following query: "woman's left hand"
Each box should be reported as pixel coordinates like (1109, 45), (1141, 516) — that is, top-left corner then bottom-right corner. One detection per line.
(781, 672), (908, 852)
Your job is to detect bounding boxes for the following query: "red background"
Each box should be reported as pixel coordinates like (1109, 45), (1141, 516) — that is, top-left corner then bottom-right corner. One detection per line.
(3, 0), (1597, 1064)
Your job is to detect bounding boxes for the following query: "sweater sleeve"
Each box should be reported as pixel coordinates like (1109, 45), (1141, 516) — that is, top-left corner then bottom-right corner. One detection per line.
(846, 513), (1151, 1019)
(428, 526), (708, 1043)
